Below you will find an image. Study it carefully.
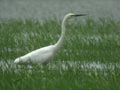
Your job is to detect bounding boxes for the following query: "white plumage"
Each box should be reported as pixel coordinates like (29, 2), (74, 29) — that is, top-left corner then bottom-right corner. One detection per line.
(14, 13), (86, 65)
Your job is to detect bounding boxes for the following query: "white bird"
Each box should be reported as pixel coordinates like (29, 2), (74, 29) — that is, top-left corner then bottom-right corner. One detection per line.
(14, 13), (86, 65)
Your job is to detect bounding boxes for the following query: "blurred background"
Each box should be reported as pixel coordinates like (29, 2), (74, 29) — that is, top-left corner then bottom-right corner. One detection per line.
(0, 0), (120, 21)
(0, 0), (120, 90)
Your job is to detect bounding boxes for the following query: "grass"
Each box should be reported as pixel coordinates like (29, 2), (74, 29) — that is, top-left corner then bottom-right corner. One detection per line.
(0, 18), (120, 90)
(0, 18), (120, 62)
(0, 62), (120, 90)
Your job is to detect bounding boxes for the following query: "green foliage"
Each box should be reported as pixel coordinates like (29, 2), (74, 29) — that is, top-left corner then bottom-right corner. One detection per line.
(0, 18), (120, 90)
(0, 18), (120, 62)
(0, 62), (120, 90)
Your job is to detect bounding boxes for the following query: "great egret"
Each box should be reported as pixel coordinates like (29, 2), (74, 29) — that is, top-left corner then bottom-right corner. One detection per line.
(14, 13), (86, 65)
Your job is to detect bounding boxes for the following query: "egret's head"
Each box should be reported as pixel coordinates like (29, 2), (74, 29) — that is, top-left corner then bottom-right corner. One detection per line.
(64, 13), (87, 20)
(68, 13), (86, 17)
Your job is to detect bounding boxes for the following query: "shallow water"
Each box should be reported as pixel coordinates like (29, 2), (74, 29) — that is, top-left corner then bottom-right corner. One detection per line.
(0, 0), (120, 21)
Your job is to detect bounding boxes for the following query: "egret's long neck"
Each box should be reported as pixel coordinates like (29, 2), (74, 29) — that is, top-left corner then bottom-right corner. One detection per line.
(54, 15), (68, 51)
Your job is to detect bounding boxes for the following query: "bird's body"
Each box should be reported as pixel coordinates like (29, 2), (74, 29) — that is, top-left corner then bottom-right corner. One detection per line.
(14, 13), (86, 65)
(15, 45), (56, 65)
